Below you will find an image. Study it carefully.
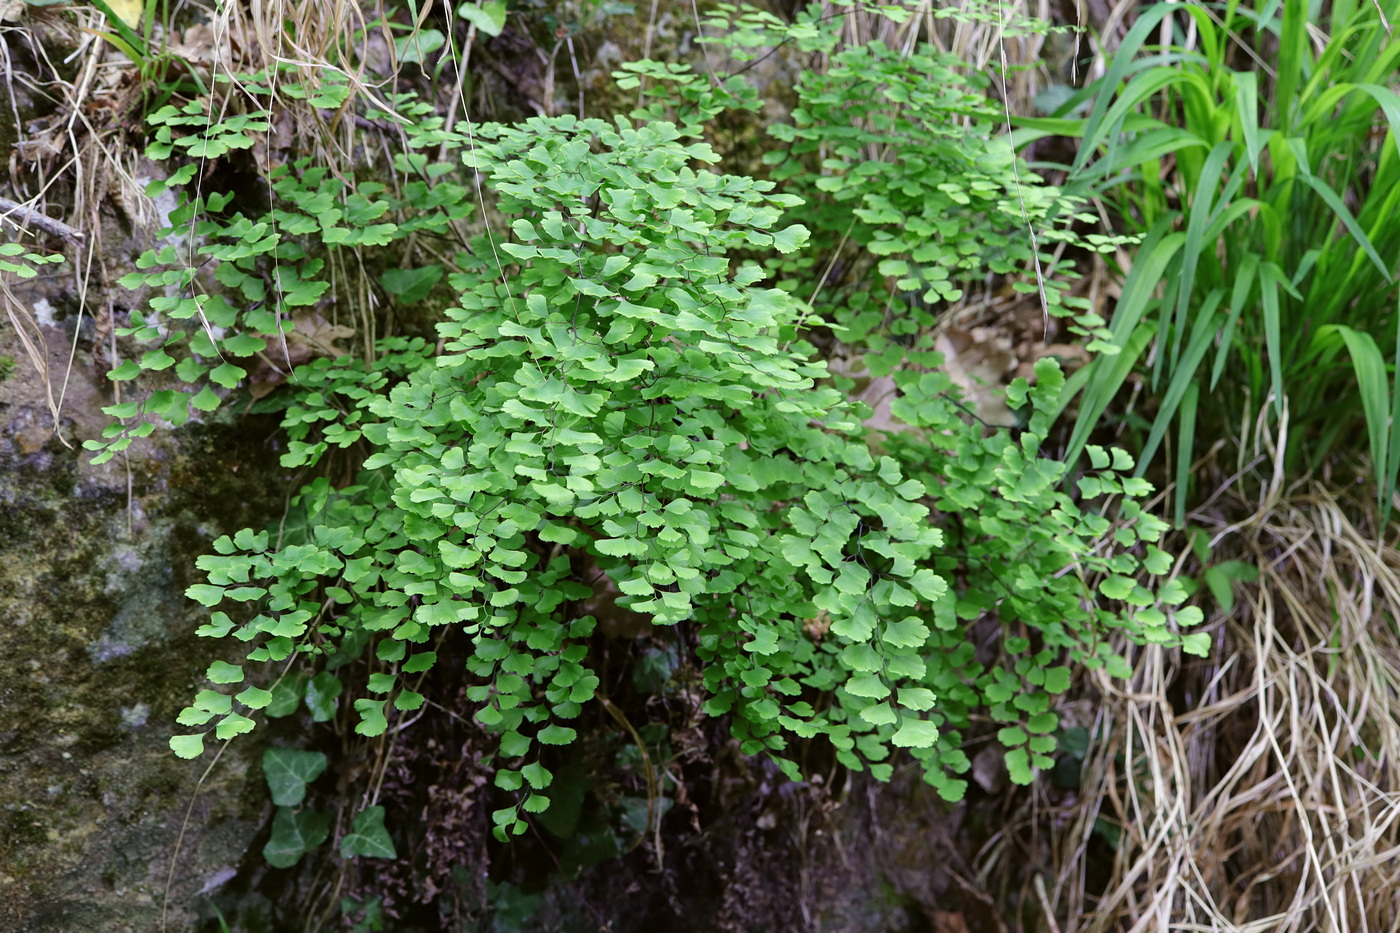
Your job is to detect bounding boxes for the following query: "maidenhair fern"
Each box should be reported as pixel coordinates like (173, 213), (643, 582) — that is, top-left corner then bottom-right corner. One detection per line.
(88, 3), (1208, 867)
(168, 111), (1204, 842)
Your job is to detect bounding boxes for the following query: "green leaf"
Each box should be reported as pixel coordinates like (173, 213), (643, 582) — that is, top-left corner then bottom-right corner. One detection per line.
(771, 224), (810, 253)
(189, 385), (222, 413)
(998, 726), (1028, 746)
(1098, 576), (1135, 600)
(909, 569), (946, 601)
(1180, 632), (1211, 657)
(263, 748), (330, 806)
(195, 611), (235, 638)
(382, 265), (444, 304)
(237, 686), (273, 709)
(845, 675), (889, 699)
(458, 0), (506, 36)
(305, 672), (342, 722)
(208, 362), (247, 388)
(1042, 667), (1071, 694)
(881, 616), (929, 649)
(188, 557), (231, 589)
(891, 718), (939, 748)
(170, 733), (206, 758)
(522, 761), (553, 788)
(264, 678), (304, 718)
(354, 699), (388, 736)
(107, 360), (141, 381)
(1005, 746), (1033, 784)
(222, 332), (267, 356)
(340, 805), (397, 859)
(537, 723), (576, 745)
(263, 806), (330, 868)
(206, 660), (244, 684)
(215, 712), (255, 740)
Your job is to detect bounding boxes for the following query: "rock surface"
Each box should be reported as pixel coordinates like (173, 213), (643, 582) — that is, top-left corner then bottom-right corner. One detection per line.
(0, 303), (282, 932)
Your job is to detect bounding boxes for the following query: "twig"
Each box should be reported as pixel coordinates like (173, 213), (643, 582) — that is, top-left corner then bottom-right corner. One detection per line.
(0, 196), (86, 242)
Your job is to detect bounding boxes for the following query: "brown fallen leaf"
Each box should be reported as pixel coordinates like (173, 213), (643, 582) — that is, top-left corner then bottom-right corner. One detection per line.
(929, 911), (971, 933)
(245, 311), (356, 399)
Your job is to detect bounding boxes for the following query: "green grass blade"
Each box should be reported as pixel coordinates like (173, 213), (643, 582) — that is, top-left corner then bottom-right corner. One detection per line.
(1234, 71), (1261, 174)
(1072, 3), (1183, 175)
(1356, 84), (1400, 161)
(1212, 254), (1259, 391)
(1387, 305), (1400, 525)
(1063, 221), (1184, 467)
(1323, 325), (1391, 506)
(1069, 127), (1208, 194)
(1295, 173), (1393, 281)
(1259, 263), (1286, 416)
(1175, 382), (1200, 527)
(1138, 289), (1224, 475)
(1273, 0), (1308, 133)
(1172, 141), (1236, 369)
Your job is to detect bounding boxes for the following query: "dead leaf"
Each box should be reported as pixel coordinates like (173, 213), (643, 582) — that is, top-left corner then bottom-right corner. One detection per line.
(936, 330), (1015, 427)
(804, 610), (831, 642)
(244, 311), (356, 399)
(929, 912), (971, 933)
(971, 745), (1006, 794)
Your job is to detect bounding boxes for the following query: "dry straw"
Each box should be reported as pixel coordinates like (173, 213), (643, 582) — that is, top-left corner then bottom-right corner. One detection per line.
(975, 451), (1400, 931)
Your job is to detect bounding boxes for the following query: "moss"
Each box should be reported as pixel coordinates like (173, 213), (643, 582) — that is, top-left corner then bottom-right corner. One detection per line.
(0, 355), (287, 929)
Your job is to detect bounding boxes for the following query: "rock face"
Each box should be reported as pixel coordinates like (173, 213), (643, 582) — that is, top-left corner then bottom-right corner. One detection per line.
(0, 309), (281, 932)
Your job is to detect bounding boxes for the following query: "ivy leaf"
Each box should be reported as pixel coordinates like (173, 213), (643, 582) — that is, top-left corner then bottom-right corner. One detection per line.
(305, 672), (342, 722)
(340, 805), (397, 859)
(264, 678), (305, 718)
(263, 806), (330, 868)
(263, 748), (329, 806)
(382, 265), (444, 304)
(457, 0), (506, 36)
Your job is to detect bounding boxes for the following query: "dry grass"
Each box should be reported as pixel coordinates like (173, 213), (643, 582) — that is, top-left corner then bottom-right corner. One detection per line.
(972, 453), (1400, 931)
(0, 0), (455, 432)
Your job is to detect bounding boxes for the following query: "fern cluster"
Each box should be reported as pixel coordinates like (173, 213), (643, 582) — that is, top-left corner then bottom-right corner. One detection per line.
(166, 112), (1200, 839)
(92, 5), (1208, 863)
